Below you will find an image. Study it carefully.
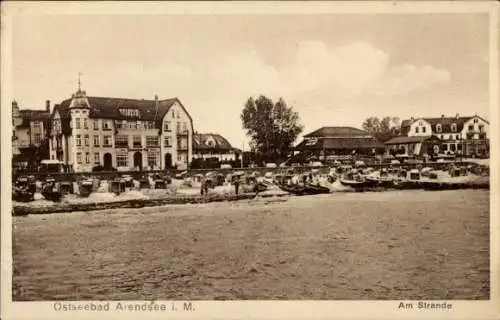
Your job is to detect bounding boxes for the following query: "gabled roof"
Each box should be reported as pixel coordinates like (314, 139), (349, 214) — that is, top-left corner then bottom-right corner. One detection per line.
(193, 133), (236, 151)
(52, 95), (191, 134)
(303, 126), (372, 138)
(296, 137), (384, 150)
(385, 135), (440, 145)
(401, 115), (488, 135)
(18, 109), (50, 128)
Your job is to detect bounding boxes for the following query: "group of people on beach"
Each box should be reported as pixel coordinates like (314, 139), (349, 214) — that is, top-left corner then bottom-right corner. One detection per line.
(200, 175), (241, 196)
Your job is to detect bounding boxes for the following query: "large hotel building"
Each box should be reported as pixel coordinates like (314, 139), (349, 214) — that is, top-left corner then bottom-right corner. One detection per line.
(48, 87), (193, 172)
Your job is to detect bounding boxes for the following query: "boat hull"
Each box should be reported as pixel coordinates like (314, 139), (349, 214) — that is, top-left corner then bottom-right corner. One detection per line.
(278, 184), (307, 195)
(12, 191), (35, 202)
(41, 191), (62, 202)
(339, 179), (379, 189)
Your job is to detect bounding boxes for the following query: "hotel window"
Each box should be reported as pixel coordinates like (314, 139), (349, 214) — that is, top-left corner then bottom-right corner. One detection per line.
(116, 153), (128, 167)
(182, 122), (187, 132)
(34, 133), (42, 145)
(474, 118), (478, 123)
(93, 135), (100, 146)
(164, 121), (171, 131)
(479, 125), (485, 132)
(93, 119), (99, 130)
(85, 152), (90, 163)
(75, 118), (81, 129)
(172, 110), (175, 118)
(422, 127), (426, 134)
(178, 154), (182, 161)
(436, 124), (442, 132)
(76, 152), (82, 164)
(164, 136), (172, 147)
(468, 125), (474, 131)
(84, 134), (89, 146)
(94, 152), (100, 164)
(147, 151), (158, 168)
(119, 108), (140, 117)
(440, 135), (444, 139)
(146, 136), (159, 147)
(133, 135), (142, 148)
(103, 120), (111, 130)
(83, 118), (88, 129)
(451, 123), (457, 132)
(115, 135), (128, 147)
(456, 134), (460, 140)
(76, 134), (82, 146)
(103, 135), (112, 147)
(415, 127), (419, 133)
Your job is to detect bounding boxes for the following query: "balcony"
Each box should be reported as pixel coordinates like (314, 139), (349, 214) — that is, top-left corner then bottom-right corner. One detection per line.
(177, 129), (189, 136)
(115, 142), (129, 148)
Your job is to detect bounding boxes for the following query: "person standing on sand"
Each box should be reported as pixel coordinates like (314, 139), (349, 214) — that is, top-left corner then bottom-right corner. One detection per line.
(234, 176), (240, 195)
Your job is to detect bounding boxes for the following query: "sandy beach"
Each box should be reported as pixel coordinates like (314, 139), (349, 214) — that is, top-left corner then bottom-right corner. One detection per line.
(12, 189), (489, 301)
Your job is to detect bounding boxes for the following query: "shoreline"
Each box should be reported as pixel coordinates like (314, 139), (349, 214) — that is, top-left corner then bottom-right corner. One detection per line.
(12, 192), (289, 216)
(12, 178), (489, 216)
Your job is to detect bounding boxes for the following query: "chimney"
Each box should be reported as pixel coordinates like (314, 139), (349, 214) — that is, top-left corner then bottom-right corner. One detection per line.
(456, 113), (459, 119)
(46, 100), (50, 113)
(153, 95), (159, 120)
(12, 100), (18, 109)
(441, 114), (445, 119)
(410, 116), (414, 121)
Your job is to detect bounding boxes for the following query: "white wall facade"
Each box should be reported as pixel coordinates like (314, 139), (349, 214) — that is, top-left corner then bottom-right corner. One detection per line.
(407, 119), (432, 137)
(161, 101), (193, 170)
(49, 96), (194, 172)
(460, 116), (489, 140)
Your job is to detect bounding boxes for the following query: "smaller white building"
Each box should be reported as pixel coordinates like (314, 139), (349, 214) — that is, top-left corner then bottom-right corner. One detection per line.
(401, 114), (489, 157)
(192, 133), (239, 162)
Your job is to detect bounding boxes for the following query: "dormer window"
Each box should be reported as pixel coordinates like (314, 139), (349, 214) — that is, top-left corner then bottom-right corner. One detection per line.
(436, 124), (442, 133)
(415, 127), (419, 134)
(119, 108), (140, 117)
(451, 123), (457, 132)
(474, 118), (478, 123)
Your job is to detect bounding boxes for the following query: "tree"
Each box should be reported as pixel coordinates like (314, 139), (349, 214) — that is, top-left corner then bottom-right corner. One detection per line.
(362, 117), (381, 133)
(241, 95), (303, 163)
(362, 116), (401, 143)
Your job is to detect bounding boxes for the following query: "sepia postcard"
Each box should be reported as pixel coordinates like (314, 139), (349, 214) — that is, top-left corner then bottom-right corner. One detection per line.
(1, 1), (499, 320)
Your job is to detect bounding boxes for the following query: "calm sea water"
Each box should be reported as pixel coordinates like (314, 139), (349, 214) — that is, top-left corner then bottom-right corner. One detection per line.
(13, 189), (490, 300)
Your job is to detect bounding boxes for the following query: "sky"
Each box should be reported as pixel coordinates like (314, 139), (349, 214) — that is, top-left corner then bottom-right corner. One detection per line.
(11, 13), (490, 148)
